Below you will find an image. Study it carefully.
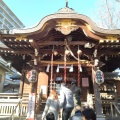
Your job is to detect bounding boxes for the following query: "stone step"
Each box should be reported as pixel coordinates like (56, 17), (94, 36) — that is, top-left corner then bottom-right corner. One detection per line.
(0, 115), (42, 120)
(39, 102), (46, 112)
(0, 116), (26, 120)
(36, 114), (42, 120)
(106, 116), (120, 120)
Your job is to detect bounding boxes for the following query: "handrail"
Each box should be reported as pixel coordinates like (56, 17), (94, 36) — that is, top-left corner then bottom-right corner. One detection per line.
(112, 102), (120, 114)
(8, 99), (22, 120)
(0, 93), (40, 119)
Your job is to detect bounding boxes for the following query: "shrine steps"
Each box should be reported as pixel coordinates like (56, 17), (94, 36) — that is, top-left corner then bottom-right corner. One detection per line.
(0, 116), (26, 120)
(0, 115), (44, 120)
(106, 116), (120, 120)
(39, 100), (46, 112)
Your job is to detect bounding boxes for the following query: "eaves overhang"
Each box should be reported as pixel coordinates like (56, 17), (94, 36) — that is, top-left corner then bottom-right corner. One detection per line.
(0, 62), (11, 72)
(104, 72), (120, 80)
(9, 7), (120, 38)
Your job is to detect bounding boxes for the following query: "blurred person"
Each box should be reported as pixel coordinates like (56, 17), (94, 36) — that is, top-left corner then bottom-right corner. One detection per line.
(60, 82), (74, 120)
(70, 105), (82, 120)
(70, 80), (82, 115)
(82, 108), (96, 120)
(46, 112), (55, 120)
(42, 89), (60, 120)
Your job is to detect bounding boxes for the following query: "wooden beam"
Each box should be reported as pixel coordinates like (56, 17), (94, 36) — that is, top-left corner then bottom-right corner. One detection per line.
(40, 60), (94, 67)
(29, 39), (39, 50)
(0, 47), (34, 54)
(0, 47), (12, 51)
(0, 48), (119, 57)
(38, 41), (87, 46)
(39, 48), (93, 55)
(98, 50), (120, 56)
(99, 45), (120, 47)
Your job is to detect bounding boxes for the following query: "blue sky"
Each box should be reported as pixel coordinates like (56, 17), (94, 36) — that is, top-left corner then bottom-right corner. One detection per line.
(4, 0), (97, 28)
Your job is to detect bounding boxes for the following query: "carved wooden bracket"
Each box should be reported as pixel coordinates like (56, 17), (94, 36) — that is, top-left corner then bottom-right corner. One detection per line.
(55, 19), (79, 35)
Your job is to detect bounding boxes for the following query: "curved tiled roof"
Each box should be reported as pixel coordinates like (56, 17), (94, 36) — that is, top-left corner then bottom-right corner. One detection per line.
(11, 7), (120, 37)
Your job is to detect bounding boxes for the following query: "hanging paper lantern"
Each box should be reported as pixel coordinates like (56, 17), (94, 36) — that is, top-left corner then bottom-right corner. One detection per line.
(95, 70), (104, 84)
(26, 69), (37, 83)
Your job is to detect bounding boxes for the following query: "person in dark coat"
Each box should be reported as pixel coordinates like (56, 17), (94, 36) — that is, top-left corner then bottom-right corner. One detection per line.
(70, 80), (82, 115)
(70, 105), (82, 120)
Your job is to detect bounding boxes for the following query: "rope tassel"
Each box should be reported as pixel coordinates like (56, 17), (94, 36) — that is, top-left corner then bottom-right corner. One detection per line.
(77, 47), (82, 87)
(50, 52), (53, 90)
(78, 53), (80, 87)
(64, 50), (67, 82)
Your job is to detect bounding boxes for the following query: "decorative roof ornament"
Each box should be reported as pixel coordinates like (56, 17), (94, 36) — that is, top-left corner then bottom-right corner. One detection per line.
(56, 0), (77, 14)
(66, 0), (68, 7)
(16, 35), (27, 40)
(55, 19), (79, 35)
(57, 7), (77, 14)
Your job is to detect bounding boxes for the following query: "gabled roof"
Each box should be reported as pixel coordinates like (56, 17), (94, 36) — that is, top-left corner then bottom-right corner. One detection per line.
(10, 7), (120, 37)
(0, 7), (120, 73)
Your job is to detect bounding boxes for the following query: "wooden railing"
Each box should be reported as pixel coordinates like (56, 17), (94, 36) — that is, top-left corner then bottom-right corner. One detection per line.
(92, 94), (120, 119)
(0, 93), (21, 99)
(110, 102), (120, 117)
(0, 99), (21, 116)
(0, 93), (41, 119)
(0, 93), (28, 118)
(8, 99), (22, 120)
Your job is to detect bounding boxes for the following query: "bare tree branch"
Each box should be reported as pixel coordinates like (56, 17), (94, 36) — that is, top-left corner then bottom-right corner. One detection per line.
(93, 0), (120, 29)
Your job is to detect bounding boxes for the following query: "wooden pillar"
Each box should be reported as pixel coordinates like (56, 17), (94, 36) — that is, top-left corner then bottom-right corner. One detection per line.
(19, 60), (26, 96)
(92, 67), (105, 120)
(26, 67), (38, 120)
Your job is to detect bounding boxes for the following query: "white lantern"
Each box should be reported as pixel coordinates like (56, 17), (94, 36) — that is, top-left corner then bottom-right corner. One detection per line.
(26, 69), (37, 83)
(95, 70), (104, 84)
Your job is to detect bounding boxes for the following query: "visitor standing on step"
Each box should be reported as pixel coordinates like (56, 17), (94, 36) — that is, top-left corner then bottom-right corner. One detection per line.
(42, 89), (60, 120)
(69, 105), (82, 120)
(59, 82), (74, 120)
(70, 80), (82, 116)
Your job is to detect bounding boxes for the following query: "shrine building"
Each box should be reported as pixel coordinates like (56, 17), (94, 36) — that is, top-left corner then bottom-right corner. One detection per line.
(0, 5), (120, 120)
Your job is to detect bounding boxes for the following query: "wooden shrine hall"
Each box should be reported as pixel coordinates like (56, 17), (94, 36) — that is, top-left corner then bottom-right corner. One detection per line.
(0, 6), (120, 119)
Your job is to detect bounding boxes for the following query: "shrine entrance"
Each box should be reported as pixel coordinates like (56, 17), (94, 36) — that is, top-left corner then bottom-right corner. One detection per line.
(38, 62), (94, 103)
(0, 6), (120, 120)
